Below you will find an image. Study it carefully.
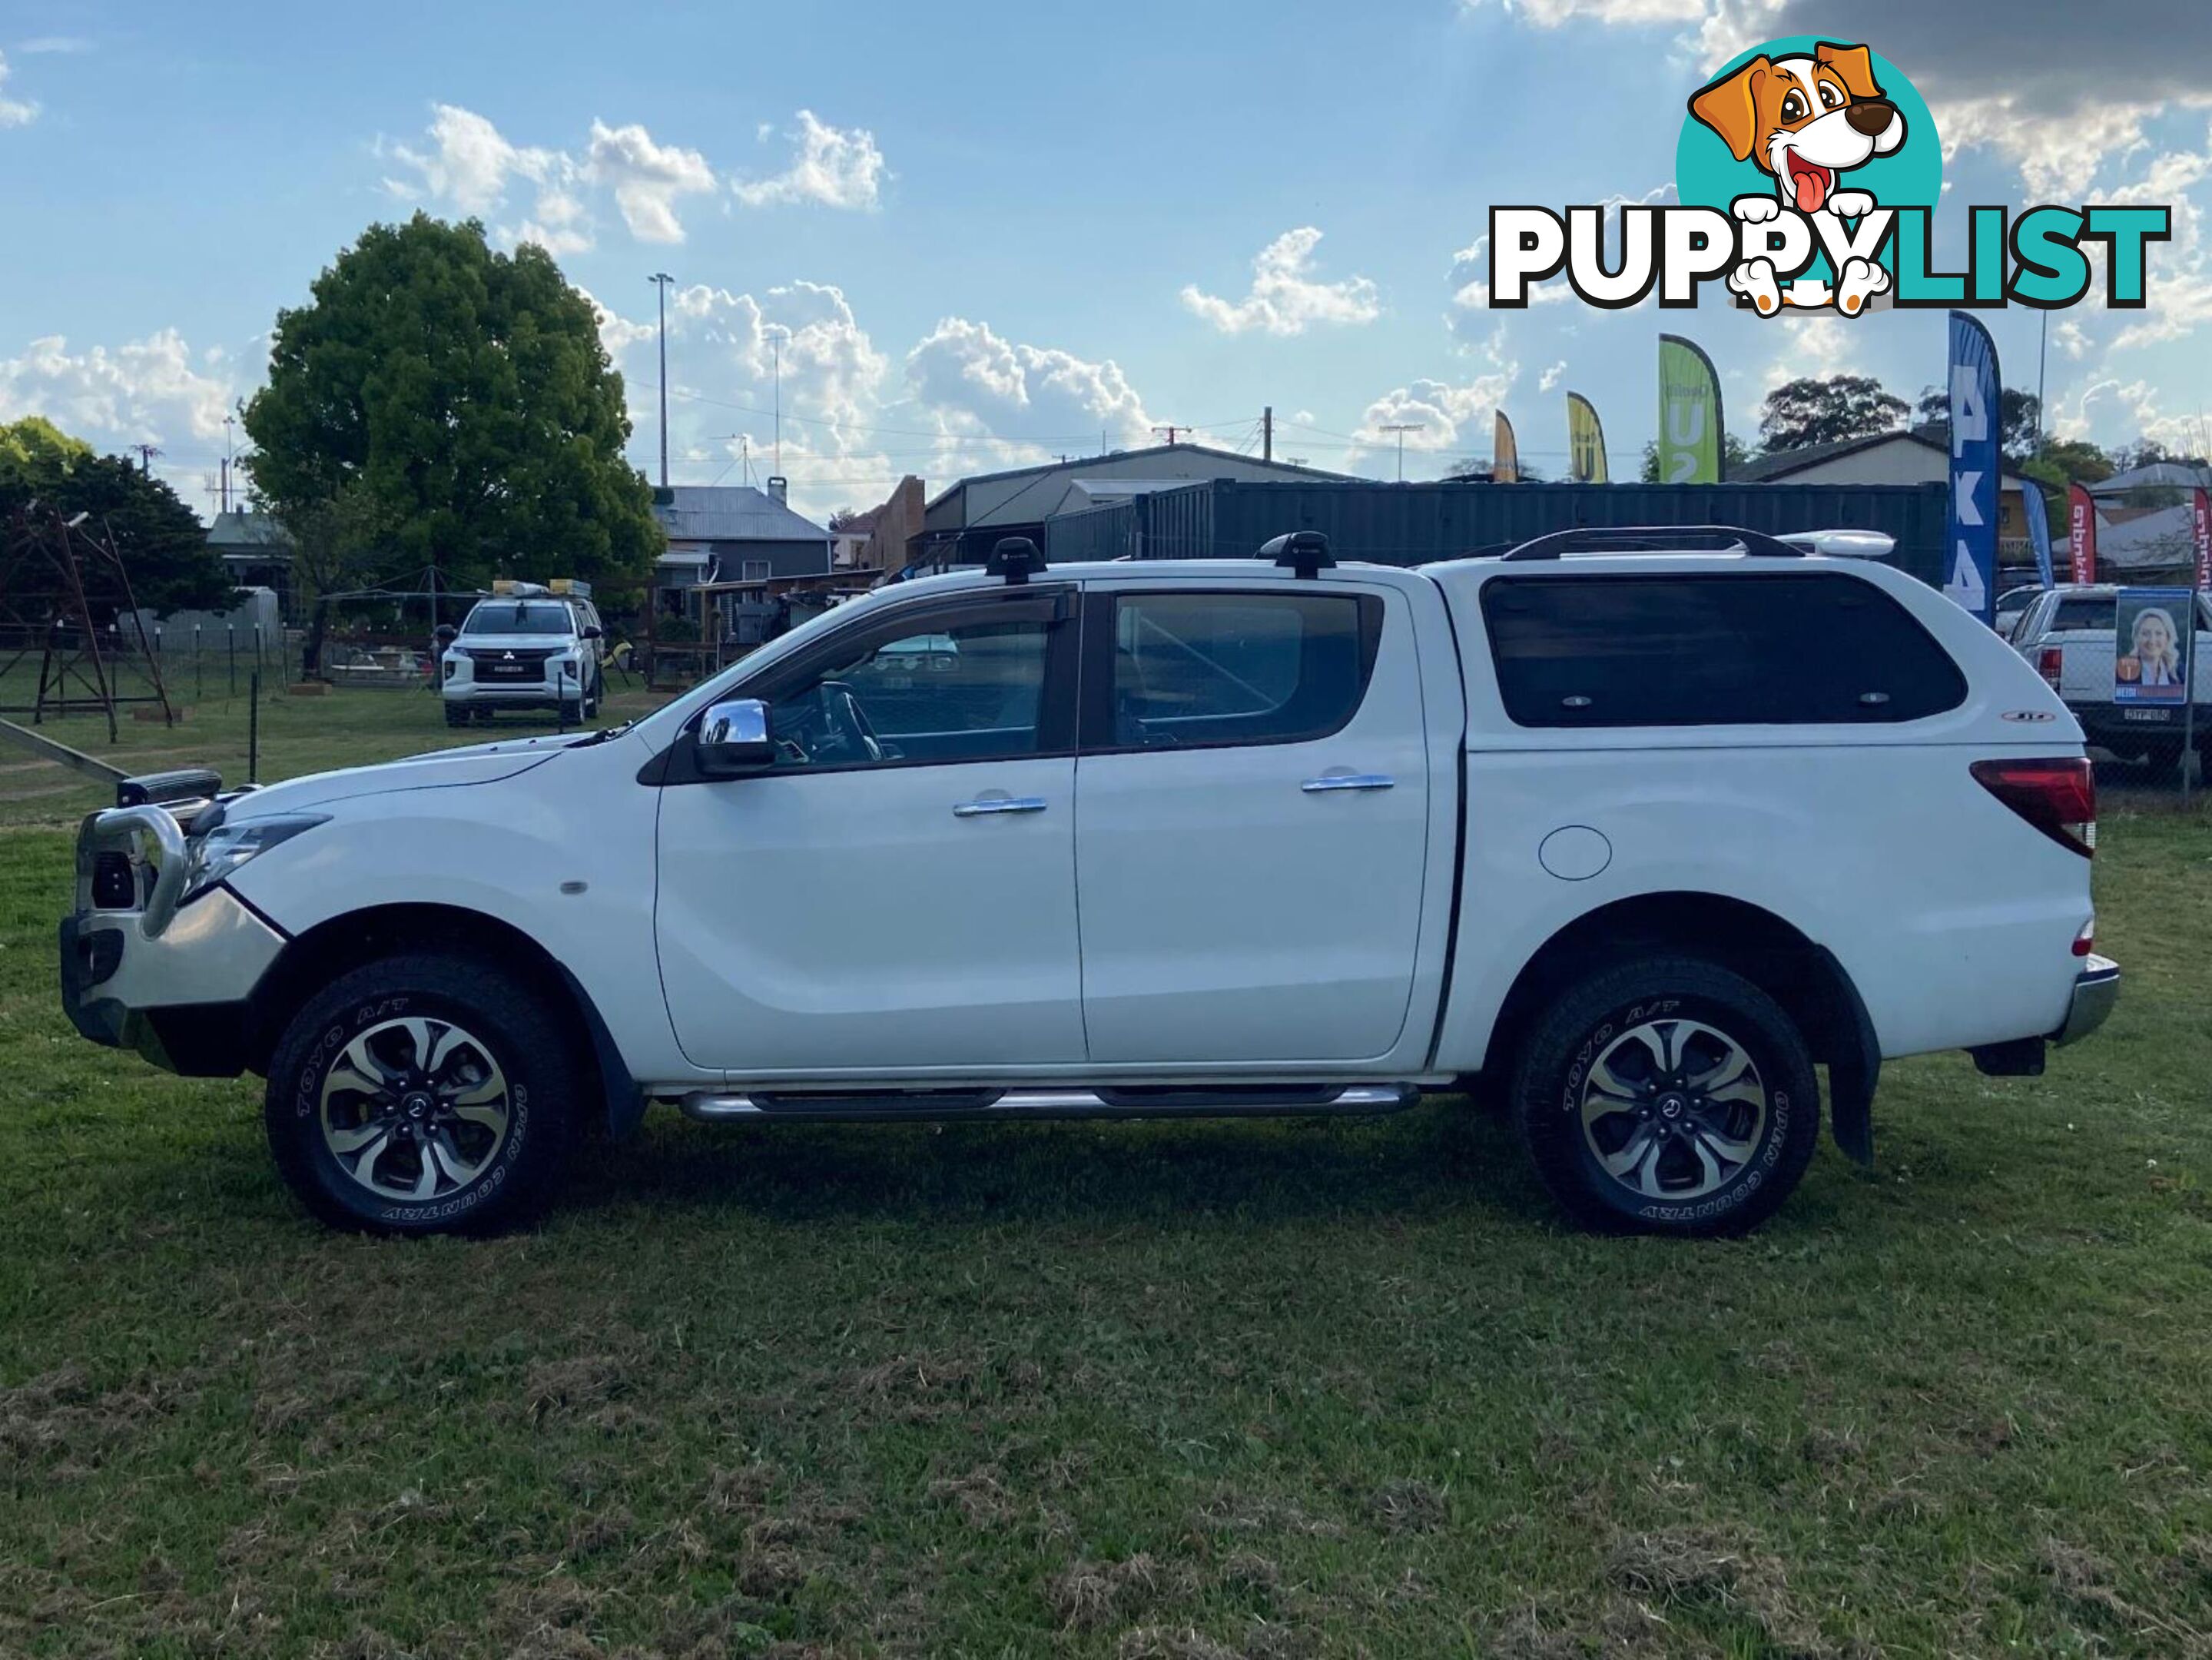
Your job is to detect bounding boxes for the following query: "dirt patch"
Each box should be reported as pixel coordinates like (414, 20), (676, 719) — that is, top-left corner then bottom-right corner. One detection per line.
(1050, 1554), (1189, 1632)
(1607, 1524), (1831, 1656)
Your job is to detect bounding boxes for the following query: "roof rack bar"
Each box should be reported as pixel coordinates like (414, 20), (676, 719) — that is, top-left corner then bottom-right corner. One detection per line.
(1499, 525), (1809, 562)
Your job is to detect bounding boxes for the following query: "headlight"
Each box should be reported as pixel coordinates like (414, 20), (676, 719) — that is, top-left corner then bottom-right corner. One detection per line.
(181, 815), (328, 905)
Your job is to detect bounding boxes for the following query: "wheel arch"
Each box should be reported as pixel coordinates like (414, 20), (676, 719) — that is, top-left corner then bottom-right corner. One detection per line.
(1482, 890), (1879, 1164)
(244, 901), (643, 1137)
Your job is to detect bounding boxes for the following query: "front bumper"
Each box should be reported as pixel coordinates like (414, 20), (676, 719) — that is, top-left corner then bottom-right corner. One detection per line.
(61, 808), (288, 1076)
(2052, 954), (2121, 1046)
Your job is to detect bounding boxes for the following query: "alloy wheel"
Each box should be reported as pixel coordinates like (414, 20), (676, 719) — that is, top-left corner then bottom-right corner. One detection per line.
(318, 1016), (511, 1203)
(1578, 1018), (1767, 1201)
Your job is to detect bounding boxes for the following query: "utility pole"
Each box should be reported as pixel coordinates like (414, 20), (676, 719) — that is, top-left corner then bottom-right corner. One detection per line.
(648, 272), (674, 489)
(773, 337), (782, 476)
(1262, 407), (1272, 463)
(2036, 308), (2049, 457)
(1379, 422), (1425, 482)
(1152, 424), (1187, 446)
(129, 443), (161, 476)
(223, 415), (237, 512)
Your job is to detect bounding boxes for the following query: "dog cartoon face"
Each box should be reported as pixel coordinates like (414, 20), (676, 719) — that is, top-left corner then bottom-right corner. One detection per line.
(1689, 42), (1905, 214)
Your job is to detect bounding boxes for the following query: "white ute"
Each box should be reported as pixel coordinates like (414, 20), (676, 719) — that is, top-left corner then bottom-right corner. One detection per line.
(61, 528), (2119, 1237)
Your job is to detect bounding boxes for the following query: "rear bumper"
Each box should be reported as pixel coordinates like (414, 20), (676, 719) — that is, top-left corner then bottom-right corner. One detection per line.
(2051, 954), (2120, 1046)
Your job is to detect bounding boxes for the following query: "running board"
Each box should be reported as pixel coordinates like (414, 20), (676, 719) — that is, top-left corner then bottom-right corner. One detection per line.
(677, 1082), (1421, 1124)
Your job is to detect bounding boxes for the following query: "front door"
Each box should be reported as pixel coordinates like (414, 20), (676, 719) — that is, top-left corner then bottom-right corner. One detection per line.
(1073, 584), (1431, 1065)
(656, 586), (1086, 1074)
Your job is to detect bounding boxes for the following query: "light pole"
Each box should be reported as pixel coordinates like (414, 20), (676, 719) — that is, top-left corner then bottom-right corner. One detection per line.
(648, 273), (675, 488)
(1379, 422), (1425, 482)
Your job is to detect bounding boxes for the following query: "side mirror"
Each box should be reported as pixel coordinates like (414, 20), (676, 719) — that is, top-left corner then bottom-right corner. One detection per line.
(582, 624), (604, 640)
(695, 699), (774, 775)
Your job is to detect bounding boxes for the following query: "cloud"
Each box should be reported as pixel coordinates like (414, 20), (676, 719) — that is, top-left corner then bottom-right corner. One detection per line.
(906, 317), (1154, 460)
(383, 103), (559, 217)
(1461, 0), (1706, 22)
(0, 49), (38, 126)
(1539, 360), (1567, 392)
(731, 111), (885, 210)
(585, 119), (717, 243)
(1356, 324), (1521, 465)
(0, 330), (237, 453)
(1181, 227), (1381, 336)
(15, 36), (92, 54)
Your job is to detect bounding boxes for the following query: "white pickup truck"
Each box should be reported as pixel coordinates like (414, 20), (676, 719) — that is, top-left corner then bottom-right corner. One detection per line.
(61, 529), (2117, 1237)
(2011, 583), (2212, 779)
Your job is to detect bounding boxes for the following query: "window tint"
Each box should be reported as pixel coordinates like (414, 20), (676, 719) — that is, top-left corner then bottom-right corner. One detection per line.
(1099, 591), (1378, 750)
(463, 602), (574, 637)
(2052, 598), (2117, 632)
(767, 610), (1052, 767)
(1481, 573), (1966, 728)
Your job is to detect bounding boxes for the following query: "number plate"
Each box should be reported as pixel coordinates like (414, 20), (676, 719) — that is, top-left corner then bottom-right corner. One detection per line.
(2121, 708), (2173, 723)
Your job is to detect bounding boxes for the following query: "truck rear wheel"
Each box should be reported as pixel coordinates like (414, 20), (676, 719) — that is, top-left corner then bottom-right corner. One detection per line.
(264, 953), (580, 1235)
(1511, 955), (1819, 1237)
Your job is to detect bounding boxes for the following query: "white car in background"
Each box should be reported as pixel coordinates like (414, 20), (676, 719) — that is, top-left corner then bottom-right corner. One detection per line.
(441, 595), (605, 727)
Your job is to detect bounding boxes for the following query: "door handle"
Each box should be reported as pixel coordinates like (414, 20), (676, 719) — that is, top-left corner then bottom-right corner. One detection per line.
(1302, 773), (1395, 793)
(953, 795), (1048, 817)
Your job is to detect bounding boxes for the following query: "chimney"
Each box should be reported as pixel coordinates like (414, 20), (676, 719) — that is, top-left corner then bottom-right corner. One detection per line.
(767, 476), (788, 506)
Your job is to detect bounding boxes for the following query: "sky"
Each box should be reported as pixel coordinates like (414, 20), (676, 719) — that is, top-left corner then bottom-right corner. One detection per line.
(3, 0), (2210, 523)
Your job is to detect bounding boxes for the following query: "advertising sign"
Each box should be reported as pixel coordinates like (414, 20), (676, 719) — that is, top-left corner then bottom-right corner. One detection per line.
(2113, 587), (2193, 706)
(1567, 393), (1608, 482)
(2194, 486), (2210, 592)
(1945, 310), (1999, 622)
(2025, 477), (2054, 590)
(2069, 483), (2098, 584)
(1494, 411), (1520, 483)
(1656, 334), (1723, 483)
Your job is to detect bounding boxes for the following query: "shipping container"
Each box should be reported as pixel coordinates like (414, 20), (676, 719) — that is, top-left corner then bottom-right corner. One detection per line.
(1043, 480), (1950, 588)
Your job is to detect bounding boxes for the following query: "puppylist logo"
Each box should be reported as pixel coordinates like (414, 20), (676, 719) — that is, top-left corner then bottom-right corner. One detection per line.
(1490, 38), (2171, 317)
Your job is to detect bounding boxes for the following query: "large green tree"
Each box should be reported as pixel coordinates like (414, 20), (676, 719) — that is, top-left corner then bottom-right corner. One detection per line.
(0, 420), (229, 616)
(1756, 374), (1909, 454)
(243, 214), (660, 602)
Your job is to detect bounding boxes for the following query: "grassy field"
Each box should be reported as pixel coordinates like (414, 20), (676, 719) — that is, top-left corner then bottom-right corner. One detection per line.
(3, 689), (2210, 1657)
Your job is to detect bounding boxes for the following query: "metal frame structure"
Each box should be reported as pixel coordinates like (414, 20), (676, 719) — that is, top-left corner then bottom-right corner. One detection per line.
(0, 505), (174, 738)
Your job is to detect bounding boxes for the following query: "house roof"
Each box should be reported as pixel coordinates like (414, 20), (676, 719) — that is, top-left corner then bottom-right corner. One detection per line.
(207, 510), (293, 553)
(1731, 429), (1941, 481)
(652, 485), (830, 543)
(924, 442), (1358, 516)
(2090, 460), (2212, 494)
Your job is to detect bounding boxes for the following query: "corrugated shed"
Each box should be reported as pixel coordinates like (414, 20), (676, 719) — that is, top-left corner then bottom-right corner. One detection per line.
(1046, 480), (1950, 589)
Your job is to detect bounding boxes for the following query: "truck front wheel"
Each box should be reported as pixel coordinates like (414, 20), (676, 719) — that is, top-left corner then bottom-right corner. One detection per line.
(264, 953), (580, 1235)
(1511, 956), (1819, 1237)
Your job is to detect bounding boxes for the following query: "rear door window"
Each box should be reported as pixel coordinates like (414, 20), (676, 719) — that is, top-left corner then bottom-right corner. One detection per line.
(1084, 591), (1381, 751)
(1481, 573), (1967, 727)
(2051, 598), (2117, 632)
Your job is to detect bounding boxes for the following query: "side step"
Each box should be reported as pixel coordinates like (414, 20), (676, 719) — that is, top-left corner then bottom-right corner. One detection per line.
(678, 1082), (1421, 1124)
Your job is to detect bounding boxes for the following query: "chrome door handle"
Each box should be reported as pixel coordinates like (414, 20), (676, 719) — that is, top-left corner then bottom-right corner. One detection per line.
(953, 795), (1048, 817)
(1302, 774), (1395, 793)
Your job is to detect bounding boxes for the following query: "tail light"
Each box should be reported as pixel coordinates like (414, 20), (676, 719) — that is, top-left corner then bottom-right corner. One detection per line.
(2073, 916), (2095, 958)
(1972, 756), (2096, 857)
(2038, 646), (2064, 691)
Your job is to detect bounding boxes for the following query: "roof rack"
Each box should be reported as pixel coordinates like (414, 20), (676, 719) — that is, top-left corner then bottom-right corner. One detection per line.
(985, 536), (1048, 586)
(1498, 526), (1808, 563)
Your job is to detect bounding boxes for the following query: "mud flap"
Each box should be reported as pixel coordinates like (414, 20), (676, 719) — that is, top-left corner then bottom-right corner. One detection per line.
(1817, 946), (1879, 1167)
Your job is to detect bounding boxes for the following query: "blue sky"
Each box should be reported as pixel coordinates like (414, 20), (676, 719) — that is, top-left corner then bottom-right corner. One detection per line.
(3, 0), (2209, 520)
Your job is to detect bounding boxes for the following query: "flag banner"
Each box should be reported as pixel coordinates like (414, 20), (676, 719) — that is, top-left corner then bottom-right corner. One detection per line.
(1567, 392), (1609, 483)
(1945, 310), (2000, 622)
(2194, 486), (2210, 592)
(1494, 411), (1519, 483)
(2069, 483), (2098, 584)
(2025, 477), (2054, 589)
(1657, 334), (1723, 483)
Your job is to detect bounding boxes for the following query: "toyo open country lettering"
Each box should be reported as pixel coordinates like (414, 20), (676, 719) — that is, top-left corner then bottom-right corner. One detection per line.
(61, 529), (2118, 1237)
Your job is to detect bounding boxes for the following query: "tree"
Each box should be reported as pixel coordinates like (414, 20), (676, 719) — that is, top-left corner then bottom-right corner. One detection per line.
(1637, 431), (1754, 481)
(243, 214), (661, 605)
(1756, 375), (1909, 453)
(0, 426), (229, 617)
(1912, 386), (2042, 465)
(2017, 440), (2115, 543)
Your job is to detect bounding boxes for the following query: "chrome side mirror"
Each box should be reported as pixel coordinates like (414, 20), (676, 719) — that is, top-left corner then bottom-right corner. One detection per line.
(696, 699), (774, 775)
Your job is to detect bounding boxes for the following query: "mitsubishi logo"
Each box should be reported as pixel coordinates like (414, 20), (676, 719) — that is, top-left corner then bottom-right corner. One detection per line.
(502, 651), (515, 661)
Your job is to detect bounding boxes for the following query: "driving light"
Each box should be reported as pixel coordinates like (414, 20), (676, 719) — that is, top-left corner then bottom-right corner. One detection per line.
(181, 815), (329, 905)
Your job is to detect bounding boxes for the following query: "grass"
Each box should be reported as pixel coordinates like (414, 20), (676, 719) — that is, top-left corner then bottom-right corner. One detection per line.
(2, 688), (2210, 1657)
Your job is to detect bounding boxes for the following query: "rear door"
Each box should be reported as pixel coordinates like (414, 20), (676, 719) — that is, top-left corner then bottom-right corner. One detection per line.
(1071, 581), (1431, 1064)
